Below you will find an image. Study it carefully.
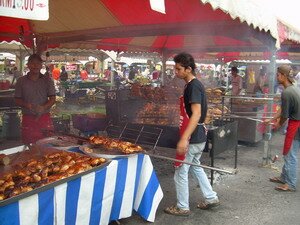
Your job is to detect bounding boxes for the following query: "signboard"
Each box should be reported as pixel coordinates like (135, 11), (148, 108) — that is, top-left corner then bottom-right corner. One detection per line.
(66, 64), (78, 71)
(0, 0), (49, 20)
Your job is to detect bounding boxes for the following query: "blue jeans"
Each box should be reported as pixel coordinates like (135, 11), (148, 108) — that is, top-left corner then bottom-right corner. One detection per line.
(280, 139), (300, 190)
(174, 142), (218, 210)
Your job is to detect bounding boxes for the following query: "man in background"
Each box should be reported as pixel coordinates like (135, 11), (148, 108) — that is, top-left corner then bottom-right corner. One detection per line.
(80, 67), (88, 80)
(231, 66), (243, 95)
(11, 66), (22, 86)
(52, 65), (60, 81)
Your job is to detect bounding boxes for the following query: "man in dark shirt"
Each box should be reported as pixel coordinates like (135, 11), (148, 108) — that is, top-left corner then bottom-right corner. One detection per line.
(60, 66), (68, 81)
(164, 53), (219, 216)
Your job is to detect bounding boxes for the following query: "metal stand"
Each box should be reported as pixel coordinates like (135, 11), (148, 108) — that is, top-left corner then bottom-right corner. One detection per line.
(262, 132), (272, 166)
(209, 130), (238, 185)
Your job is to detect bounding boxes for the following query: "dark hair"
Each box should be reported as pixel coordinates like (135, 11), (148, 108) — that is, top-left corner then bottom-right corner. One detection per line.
(174, 52), (196, 73)
(28, 54), (43, 63)
(231, 67), (238, 73)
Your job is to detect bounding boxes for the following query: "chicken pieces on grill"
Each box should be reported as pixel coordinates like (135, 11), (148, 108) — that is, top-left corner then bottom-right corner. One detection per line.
(89, 136), (143, 154)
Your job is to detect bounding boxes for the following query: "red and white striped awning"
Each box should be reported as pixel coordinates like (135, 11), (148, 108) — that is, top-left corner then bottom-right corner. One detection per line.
(0, 0), (299, 57)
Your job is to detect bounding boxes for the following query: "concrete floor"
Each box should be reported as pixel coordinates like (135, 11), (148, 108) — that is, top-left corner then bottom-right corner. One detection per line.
(114, 132), (300, 225)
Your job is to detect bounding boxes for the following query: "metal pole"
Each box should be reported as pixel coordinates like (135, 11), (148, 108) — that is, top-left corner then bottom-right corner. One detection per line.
(144, 151), (235, 174)
(263, 50), (277, 165)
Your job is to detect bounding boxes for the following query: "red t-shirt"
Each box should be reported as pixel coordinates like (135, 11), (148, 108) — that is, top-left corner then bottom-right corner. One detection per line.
(52, 68), (60, 80)
(80, 70), (88, 80)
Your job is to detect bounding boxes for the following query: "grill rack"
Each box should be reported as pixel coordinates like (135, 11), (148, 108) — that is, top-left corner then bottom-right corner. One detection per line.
(104, 122), (163, 151)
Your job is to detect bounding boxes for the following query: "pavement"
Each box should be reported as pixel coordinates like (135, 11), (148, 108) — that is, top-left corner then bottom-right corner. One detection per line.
(113, 131), (300, 225)
(1, 131), (299, 225)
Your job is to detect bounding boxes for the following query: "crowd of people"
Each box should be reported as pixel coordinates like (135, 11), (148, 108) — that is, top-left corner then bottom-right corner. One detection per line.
(102, 65), (162, 83)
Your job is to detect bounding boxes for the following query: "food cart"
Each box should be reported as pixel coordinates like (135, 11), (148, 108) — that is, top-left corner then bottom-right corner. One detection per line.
(0, 142), (163, 225)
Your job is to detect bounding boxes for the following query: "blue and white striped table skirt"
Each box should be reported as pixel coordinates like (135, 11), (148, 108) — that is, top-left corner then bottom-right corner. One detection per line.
(0, 154), (163, 225)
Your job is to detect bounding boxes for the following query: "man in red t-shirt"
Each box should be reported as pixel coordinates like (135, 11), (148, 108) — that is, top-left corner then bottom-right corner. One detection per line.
(52, 65), (60, 80)
(80, 68), (88, 80)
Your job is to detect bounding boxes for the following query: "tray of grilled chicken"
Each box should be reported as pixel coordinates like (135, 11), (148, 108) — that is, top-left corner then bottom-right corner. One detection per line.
(79, 135), (144, 159)
(0, 145), (110, 206)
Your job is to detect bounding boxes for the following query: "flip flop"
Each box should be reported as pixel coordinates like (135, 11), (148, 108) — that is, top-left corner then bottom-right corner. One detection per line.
(269, 177), (285, 184)
(275, 184), (295, 192)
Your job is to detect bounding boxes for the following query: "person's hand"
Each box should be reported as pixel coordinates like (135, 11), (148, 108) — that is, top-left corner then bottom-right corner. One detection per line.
(263, 118), (273, 125)
(273, 119), (281, 130)
(176, 138), (189, 156)
(34, 105), (45, 114)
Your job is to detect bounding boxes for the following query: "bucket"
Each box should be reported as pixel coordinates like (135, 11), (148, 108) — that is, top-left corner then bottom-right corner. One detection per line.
(1, 111), (21, 140)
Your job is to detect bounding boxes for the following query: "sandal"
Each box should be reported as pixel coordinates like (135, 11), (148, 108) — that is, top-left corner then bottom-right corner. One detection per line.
(197, 201), (220, 210)
(275, 184), (295, 192)
(269, 177), (285, 184)
(164, 205), (191, 216)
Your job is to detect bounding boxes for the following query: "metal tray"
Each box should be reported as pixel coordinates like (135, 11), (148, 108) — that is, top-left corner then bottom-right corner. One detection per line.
(36, 136), (81, 150)
(0, 149), (111, 207)
(79, 145), (137, 159)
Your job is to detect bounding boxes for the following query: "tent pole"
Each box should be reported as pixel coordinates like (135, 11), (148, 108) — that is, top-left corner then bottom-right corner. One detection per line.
(263, 49), (277, 166)
(161, 50), (167, 86)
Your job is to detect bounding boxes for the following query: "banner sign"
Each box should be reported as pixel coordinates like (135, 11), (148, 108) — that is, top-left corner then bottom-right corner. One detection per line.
(0, 0), (49, 20)
(66, 64), (77, 71)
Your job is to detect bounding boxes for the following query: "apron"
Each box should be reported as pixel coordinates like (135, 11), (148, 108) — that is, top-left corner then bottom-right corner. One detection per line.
(283, 119), (300, 155)
(22, 113), (54, 145)
(174, 95), (207, 167)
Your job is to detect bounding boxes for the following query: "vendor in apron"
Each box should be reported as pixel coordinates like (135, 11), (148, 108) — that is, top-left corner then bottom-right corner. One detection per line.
(267, 65), (300, 191)
(15, 54), (56, 145)
(164, 52), (219, 217)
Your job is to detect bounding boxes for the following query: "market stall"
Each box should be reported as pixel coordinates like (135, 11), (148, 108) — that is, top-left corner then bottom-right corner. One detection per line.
(0, 145), (163, 225)
(104, 85), (238, 183)
(221, 95), (280, 144)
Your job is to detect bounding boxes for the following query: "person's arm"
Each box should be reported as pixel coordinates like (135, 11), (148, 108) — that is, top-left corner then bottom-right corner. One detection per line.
(35, 96), (56, 114)
(238, 77), (243, 94)
(15, 98), (33, 111)
(177, 103), (201, 155)
(264, 107), (287, 128)
(15, 96), (56, 115)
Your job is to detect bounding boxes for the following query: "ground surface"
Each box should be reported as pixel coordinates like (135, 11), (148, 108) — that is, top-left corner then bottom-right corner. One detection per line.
(1, 116), (299, 225)
(112, 132), (300, 225)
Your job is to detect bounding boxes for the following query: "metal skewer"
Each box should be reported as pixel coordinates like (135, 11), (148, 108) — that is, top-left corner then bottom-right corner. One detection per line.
(225, 111), (277, 114)
(143, 151), (235, 174)
(221, 114), (274, 123)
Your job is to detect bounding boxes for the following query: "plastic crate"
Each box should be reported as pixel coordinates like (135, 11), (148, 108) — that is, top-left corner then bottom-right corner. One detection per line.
(65, 89), (87, 99)
(72, 113), (107, 133)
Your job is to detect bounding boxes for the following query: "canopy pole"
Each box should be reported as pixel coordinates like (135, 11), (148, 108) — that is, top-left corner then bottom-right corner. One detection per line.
(263, 49), (277, 166)
(161, 51), (167, 86)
